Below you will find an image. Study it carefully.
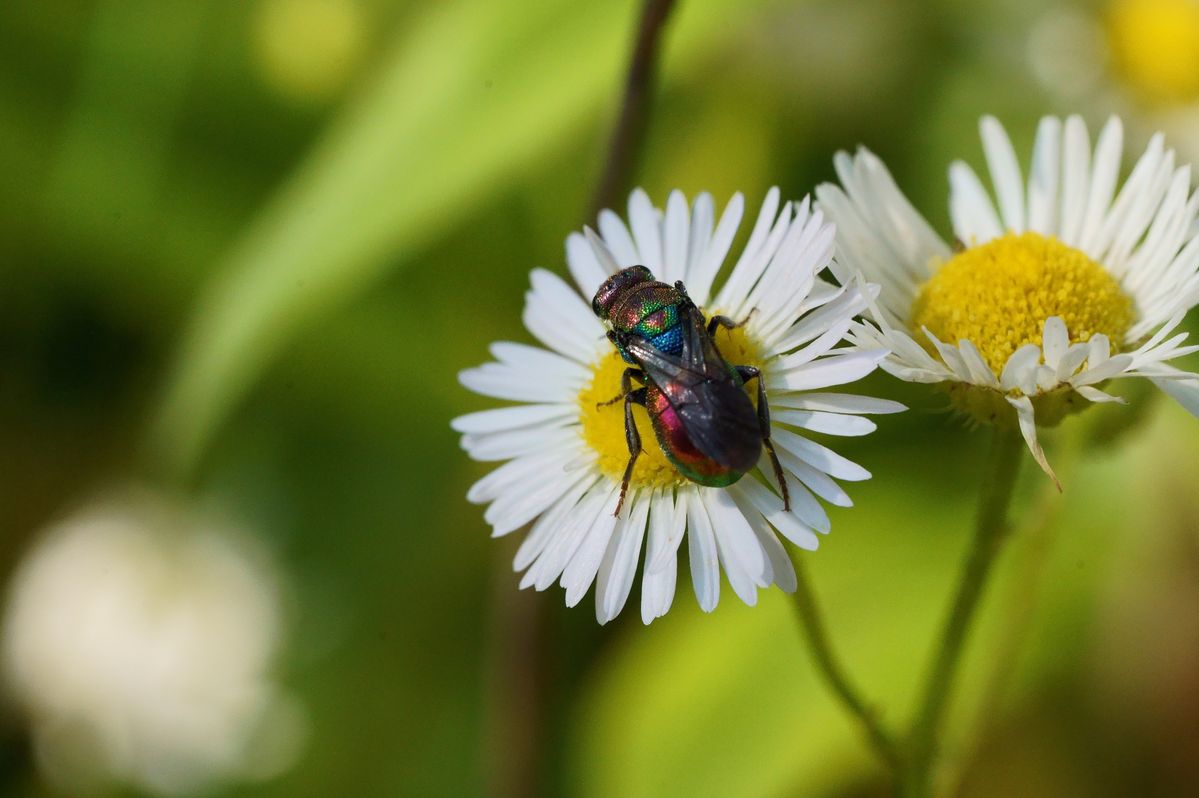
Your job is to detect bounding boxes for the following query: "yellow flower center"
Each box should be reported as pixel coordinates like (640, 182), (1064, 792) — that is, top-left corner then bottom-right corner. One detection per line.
(911, 232), (1133, 375)
(1107, 0), (1199, 103)
(577, 323), (763, 488)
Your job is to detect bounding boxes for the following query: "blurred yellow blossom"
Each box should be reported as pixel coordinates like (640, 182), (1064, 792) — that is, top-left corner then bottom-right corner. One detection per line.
(253, 0), (368, 103)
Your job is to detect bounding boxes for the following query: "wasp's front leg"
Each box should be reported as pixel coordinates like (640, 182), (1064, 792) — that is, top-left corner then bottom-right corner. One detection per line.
(735, 364), (790, 512)
(707, 307), (758, 337)
(597, 368), (644, 408)
(615, 387), (648, 516)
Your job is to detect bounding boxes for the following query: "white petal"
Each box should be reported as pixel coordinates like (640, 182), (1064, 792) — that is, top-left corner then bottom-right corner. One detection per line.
(649, 489), (689, 574)
(769, 392), (906, 414)
(1026, 116), (1061, 234)
(1054, 343), (1091, 381)
(684, 192), (715, 283)
(1072, 354), (1133, 385)
(1150, 366), (1199, 418)
(525, 482), (613, 591)
(957, 339), (1002, 389)
(462, 424), (577, 462)
(1075, 385), (1126, 404)
(773, 409), (876, 436)
(595, 490), (651, 624)
(1007, 395), (1060, 488)
(999, 344), (1042, 393)
(468, 448), (580, 505)
(686, 491), (721, 612)
(523, 269), (606, 364)
(702, 489), (767, 586)
(566, 232), (609, 297)
(1058, 115), (1091, 246)
(628, 189), (663, 275)
(980, 115), (1025, 232)
(769, 349), (887, 392)
(597, 209), (639, 266)
(949, 161), (1002, 244)
(852, 149), (951, 278)
(716, 189), (788, 314)
(660, 189), (690, 284)
(1094, 134), (1167, 268)
(513, 474), (600, 571)
(704, 492), (764, 605)
(922, 330), (973, 382)
(561, 488), (623, 607)
(771, 428), (871, 481)
(769, 284), (855, 354)
(746, 206), (837, 342)
(1078, 116), (1123, 251)
(459, 363), (579, 405)
(1041, 316), (1069, 369)
(640, 489), (679, 623)
(1088, 334), (1112, 366)
(777, 451), (853, 507)
(764, 461), (831, 534)
(486, 467), (591, 537)
(729, 479), (819, 551)
(731, 493), (796, 592)
(688, 193), (744, 306)
(772, 311), (856, 371)
(1103, 141), (1173, 270)
(451, 403), (576, 434)
(582, 226), (621, 276)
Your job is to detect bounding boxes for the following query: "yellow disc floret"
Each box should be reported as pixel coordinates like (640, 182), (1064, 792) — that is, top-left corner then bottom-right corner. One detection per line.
(911, 232), (1133, 375)
(577, 323), (763, 488)
(1108, 0), (1199, 104)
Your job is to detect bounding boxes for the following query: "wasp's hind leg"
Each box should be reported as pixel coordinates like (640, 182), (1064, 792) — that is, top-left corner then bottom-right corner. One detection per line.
(615, 387), (648, 516)
(735, 365), (791, 512)
(597, 368), (644, 408)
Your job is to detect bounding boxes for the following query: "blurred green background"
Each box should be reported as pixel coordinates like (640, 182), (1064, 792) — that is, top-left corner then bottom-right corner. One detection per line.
(3, 0), (1199, 795)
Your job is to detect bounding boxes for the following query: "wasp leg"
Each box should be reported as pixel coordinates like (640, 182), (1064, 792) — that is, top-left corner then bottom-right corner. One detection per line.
(597, 368), (645, 408)
(615, 387), (649, 517)
(735, 365), (791, 512)
(706, 308), (758, 337)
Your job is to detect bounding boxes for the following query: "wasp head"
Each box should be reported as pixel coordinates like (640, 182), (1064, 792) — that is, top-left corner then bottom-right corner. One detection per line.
(592, 265), (654, 320)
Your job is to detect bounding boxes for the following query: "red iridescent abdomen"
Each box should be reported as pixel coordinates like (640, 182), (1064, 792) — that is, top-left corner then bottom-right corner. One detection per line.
(645, 384), (741, 487)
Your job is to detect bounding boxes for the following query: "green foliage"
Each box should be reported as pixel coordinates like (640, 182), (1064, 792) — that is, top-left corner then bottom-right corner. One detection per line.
(3, 0), (1199, 796)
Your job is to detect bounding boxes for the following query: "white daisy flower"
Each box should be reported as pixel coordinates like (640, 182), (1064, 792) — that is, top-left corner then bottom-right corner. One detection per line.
(2, 489), (305, 796)
(455, 188), (902, 624)
(817, 114), (1199, 483)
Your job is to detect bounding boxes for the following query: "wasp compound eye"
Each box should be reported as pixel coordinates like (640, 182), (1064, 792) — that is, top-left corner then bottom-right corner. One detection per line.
(591, 265), (655, 320)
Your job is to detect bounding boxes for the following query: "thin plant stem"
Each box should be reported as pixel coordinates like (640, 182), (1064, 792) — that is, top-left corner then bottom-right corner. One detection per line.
(486, 4), (677, 793)
(790, 553), (903, 773)
(903, 426), (1024, 797)
(589, 0), (678, 218)
(944, 432), (1080, 796)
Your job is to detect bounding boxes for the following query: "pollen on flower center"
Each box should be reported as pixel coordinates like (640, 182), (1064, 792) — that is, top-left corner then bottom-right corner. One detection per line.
(910, 231), (1134, 374)
(577, 322), (763, 489)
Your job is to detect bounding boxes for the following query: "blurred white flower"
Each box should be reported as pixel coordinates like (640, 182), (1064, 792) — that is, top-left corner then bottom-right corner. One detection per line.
(1, 490), (305, 796)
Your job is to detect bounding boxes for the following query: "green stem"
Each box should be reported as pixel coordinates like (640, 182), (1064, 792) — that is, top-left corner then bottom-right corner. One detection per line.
(942, 431), (1079, 795)
(589, 0), (677, 217)
(903, 426), (1024, 797)
(790, 553), (902, 774)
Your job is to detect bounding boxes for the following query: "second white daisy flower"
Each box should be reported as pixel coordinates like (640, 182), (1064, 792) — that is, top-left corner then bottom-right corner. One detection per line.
(818, 114), (1199, 482)
(456, 188), (900, 624)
